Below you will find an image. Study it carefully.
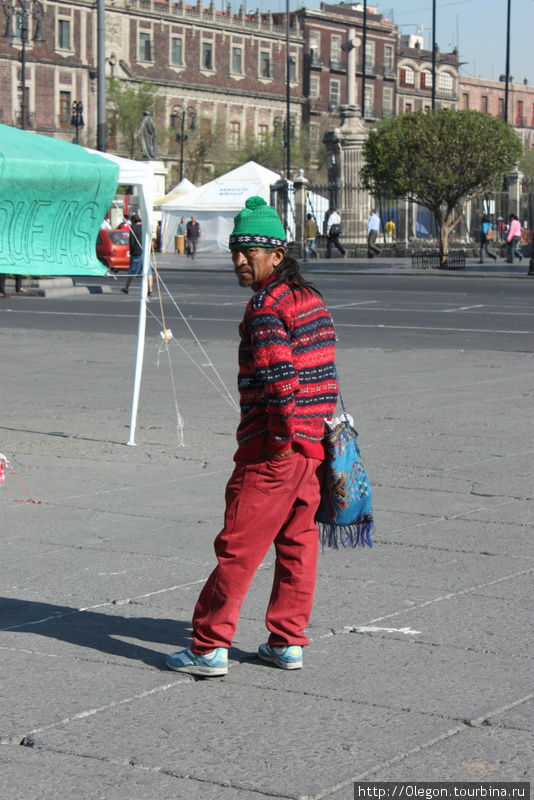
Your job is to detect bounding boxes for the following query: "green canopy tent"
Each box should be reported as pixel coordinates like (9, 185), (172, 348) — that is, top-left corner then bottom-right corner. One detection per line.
(0, 124), (119, 276)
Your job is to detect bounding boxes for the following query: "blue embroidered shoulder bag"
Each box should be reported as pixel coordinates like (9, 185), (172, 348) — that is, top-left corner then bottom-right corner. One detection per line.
(315, 388), (374, 550)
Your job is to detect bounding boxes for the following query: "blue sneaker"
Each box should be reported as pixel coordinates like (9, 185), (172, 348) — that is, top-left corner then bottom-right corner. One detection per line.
(165, 646), (228, 676)
(257, 643), (303, 670)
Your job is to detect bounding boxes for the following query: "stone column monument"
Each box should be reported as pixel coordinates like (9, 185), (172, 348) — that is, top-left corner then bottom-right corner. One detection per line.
(323, 27), (372, 244)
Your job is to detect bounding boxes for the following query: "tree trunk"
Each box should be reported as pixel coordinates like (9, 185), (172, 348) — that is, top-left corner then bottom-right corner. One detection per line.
(437, 205), (465, 269)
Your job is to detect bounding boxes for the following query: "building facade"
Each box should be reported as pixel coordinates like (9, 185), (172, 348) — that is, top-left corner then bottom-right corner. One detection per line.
(396, 34), (459, 114)
(1, 0), (531, 187)
(458, 75), (534, 149)
(0, 0), (304, 165)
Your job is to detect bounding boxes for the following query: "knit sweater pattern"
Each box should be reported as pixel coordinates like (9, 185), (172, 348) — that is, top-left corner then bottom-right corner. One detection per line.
(235, 275), (338, 461)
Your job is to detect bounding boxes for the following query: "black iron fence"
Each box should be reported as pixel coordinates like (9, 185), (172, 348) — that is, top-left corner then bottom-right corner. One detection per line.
(290, 176), (534, 252)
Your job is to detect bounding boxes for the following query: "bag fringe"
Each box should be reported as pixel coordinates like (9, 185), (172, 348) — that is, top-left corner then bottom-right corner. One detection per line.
(318, 516), (374, 550)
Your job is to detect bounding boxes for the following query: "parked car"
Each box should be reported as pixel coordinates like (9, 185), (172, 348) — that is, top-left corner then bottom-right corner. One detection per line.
(96, 229), (130, 271)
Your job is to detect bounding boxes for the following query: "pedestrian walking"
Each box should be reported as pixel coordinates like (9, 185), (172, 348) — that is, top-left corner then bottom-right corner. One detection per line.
(303, 213), (319, 261)
(506, 214), (523, 263)
(479, 215), (497, 263)
(165, 196), (339, 677)
(325, 207), (345, 258)
(186, 216), (201, 259)
(367, 209), (381, 258)
(121, 214), (153, 295)
(0, 274), (27, 297)
(384, 218), (396, 242)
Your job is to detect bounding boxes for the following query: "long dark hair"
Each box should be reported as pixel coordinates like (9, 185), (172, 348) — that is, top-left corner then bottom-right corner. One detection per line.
(271, 253), (322, 297)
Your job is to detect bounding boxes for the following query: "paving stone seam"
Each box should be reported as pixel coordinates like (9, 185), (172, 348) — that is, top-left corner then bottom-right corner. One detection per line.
(0, 741), (297, 800)
(1, 561), (276, 633)
(314, 567), (534, 632)
(299, 694), (533, 800)
(1, 678), (192, 745)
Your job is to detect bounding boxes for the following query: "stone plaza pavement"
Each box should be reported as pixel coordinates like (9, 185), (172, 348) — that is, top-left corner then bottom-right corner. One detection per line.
(0, 284), (532, 798)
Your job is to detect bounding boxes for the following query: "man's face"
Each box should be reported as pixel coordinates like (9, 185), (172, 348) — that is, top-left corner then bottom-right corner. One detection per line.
(231, 246), (285, 291)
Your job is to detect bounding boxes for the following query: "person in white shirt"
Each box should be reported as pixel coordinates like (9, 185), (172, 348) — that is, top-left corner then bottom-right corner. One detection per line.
(367, 210), (381, 258)
(100, 217), (112, 231)
(325, 207), (346, 258)
(367, 208), (380, 258)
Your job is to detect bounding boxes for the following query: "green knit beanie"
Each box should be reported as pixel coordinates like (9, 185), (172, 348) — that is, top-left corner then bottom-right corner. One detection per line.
(229, 196), (287, 249)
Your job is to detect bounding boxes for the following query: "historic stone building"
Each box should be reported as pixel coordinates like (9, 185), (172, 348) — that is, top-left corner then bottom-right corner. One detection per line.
(458, 75), (534, 149)
(3, 0), (529, 188)
(296, 2), (397, 155)
(396, 33), (459, 114)
(0, 0), (304, 163)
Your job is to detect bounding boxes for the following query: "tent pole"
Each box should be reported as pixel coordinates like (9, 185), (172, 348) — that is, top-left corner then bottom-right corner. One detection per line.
(127, 201), (151, 446)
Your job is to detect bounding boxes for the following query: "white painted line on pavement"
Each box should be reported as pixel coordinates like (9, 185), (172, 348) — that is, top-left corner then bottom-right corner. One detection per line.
(346, 626), (421, 635)
(339, 322), (531, 334)
(442, 304), (484, 312)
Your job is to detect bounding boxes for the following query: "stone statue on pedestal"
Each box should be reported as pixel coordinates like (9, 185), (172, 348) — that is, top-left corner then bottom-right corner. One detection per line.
(137, 110), (158, 160)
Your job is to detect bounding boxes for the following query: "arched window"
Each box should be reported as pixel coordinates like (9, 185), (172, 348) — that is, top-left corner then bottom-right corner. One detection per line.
(420, 69), (432, 90)
(400, 66), (415, 86)
(438, 72), (454, 93)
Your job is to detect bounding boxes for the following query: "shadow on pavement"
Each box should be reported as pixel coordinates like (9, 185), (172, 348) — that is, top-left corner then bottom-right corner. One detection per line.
(0, 597), (222, 670)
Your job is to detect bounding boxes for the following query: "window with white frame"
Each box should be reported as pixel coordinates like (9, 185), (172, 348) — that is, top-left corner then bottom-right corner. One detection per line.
(382, 86), (393, 115)
(139, 31), (152, 62)
(309, 30), (320, 57)
(202, 41), (214, 70)
(400, 66), (415, 86)
(288, 55), (296, 83)
(329, 79), (340, 109)
(231, 46), (243, 74)
(171, 36), (183, 66)
(59, 90), (71, 128)
(330, 34), (342, 67)
(438, 71), (453, 93)
(57, 18), (71, 50)
(309, 122), (319, 152)
(364, 85), (374, 116)
(230, 120), (240, 149)
(309, 75), (320, 99)
(384, 44), (393, 71)
(420, 69), (432, 90)
(364, 41), (374, 69)
(259, 50), (271, 78)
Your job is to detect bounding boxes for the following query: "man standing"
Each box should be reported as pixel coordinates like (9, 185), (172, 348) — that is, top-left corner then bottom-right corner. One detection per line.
(121, 214), (153, 296)
(303, 213), (319, 261)
(186, 216), (201, 259)
(165, 196), (338, 676)
(325, 207), (345, 258)
(175, 216), (187, 255)
(367, 209), (381, 258)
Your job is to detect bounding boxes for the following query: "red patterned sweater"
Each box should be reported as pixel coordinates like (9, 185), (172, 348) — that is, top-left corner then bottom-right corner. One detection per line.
(235, 274), (338, 461)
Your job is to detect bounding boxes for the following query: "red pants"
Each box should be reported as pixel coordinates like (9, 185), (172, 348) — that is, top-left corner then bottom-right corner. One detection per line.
(192, 452), (323, 653)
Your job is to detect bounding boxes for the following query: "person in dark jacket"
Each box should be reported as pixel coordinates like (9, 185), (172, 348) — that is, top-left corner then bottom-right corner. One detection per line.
(185, 216), (201, 259)
(122, 214), (153, 295)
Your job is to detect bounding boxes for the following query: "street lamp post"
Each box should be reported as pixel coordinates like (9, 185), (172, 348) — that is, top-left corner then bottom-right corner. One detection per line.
(71, 100), (84, 144)
(2, 0), (44, 130)
(171, 105), (196, 182)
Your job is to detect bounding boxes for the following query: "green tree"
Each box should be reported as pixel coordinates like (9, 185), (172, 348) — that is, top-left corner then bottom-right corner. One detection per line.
(107, 79), (164, 159)
(361, 109), (522, 267)
(519, 146), (534, 178)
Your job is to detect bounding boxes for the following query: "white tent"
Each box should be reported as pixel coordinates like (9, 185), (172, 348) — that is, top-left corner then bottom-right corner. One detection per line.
(159, 161), (280, 253)
(154, 176), (197, 206)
